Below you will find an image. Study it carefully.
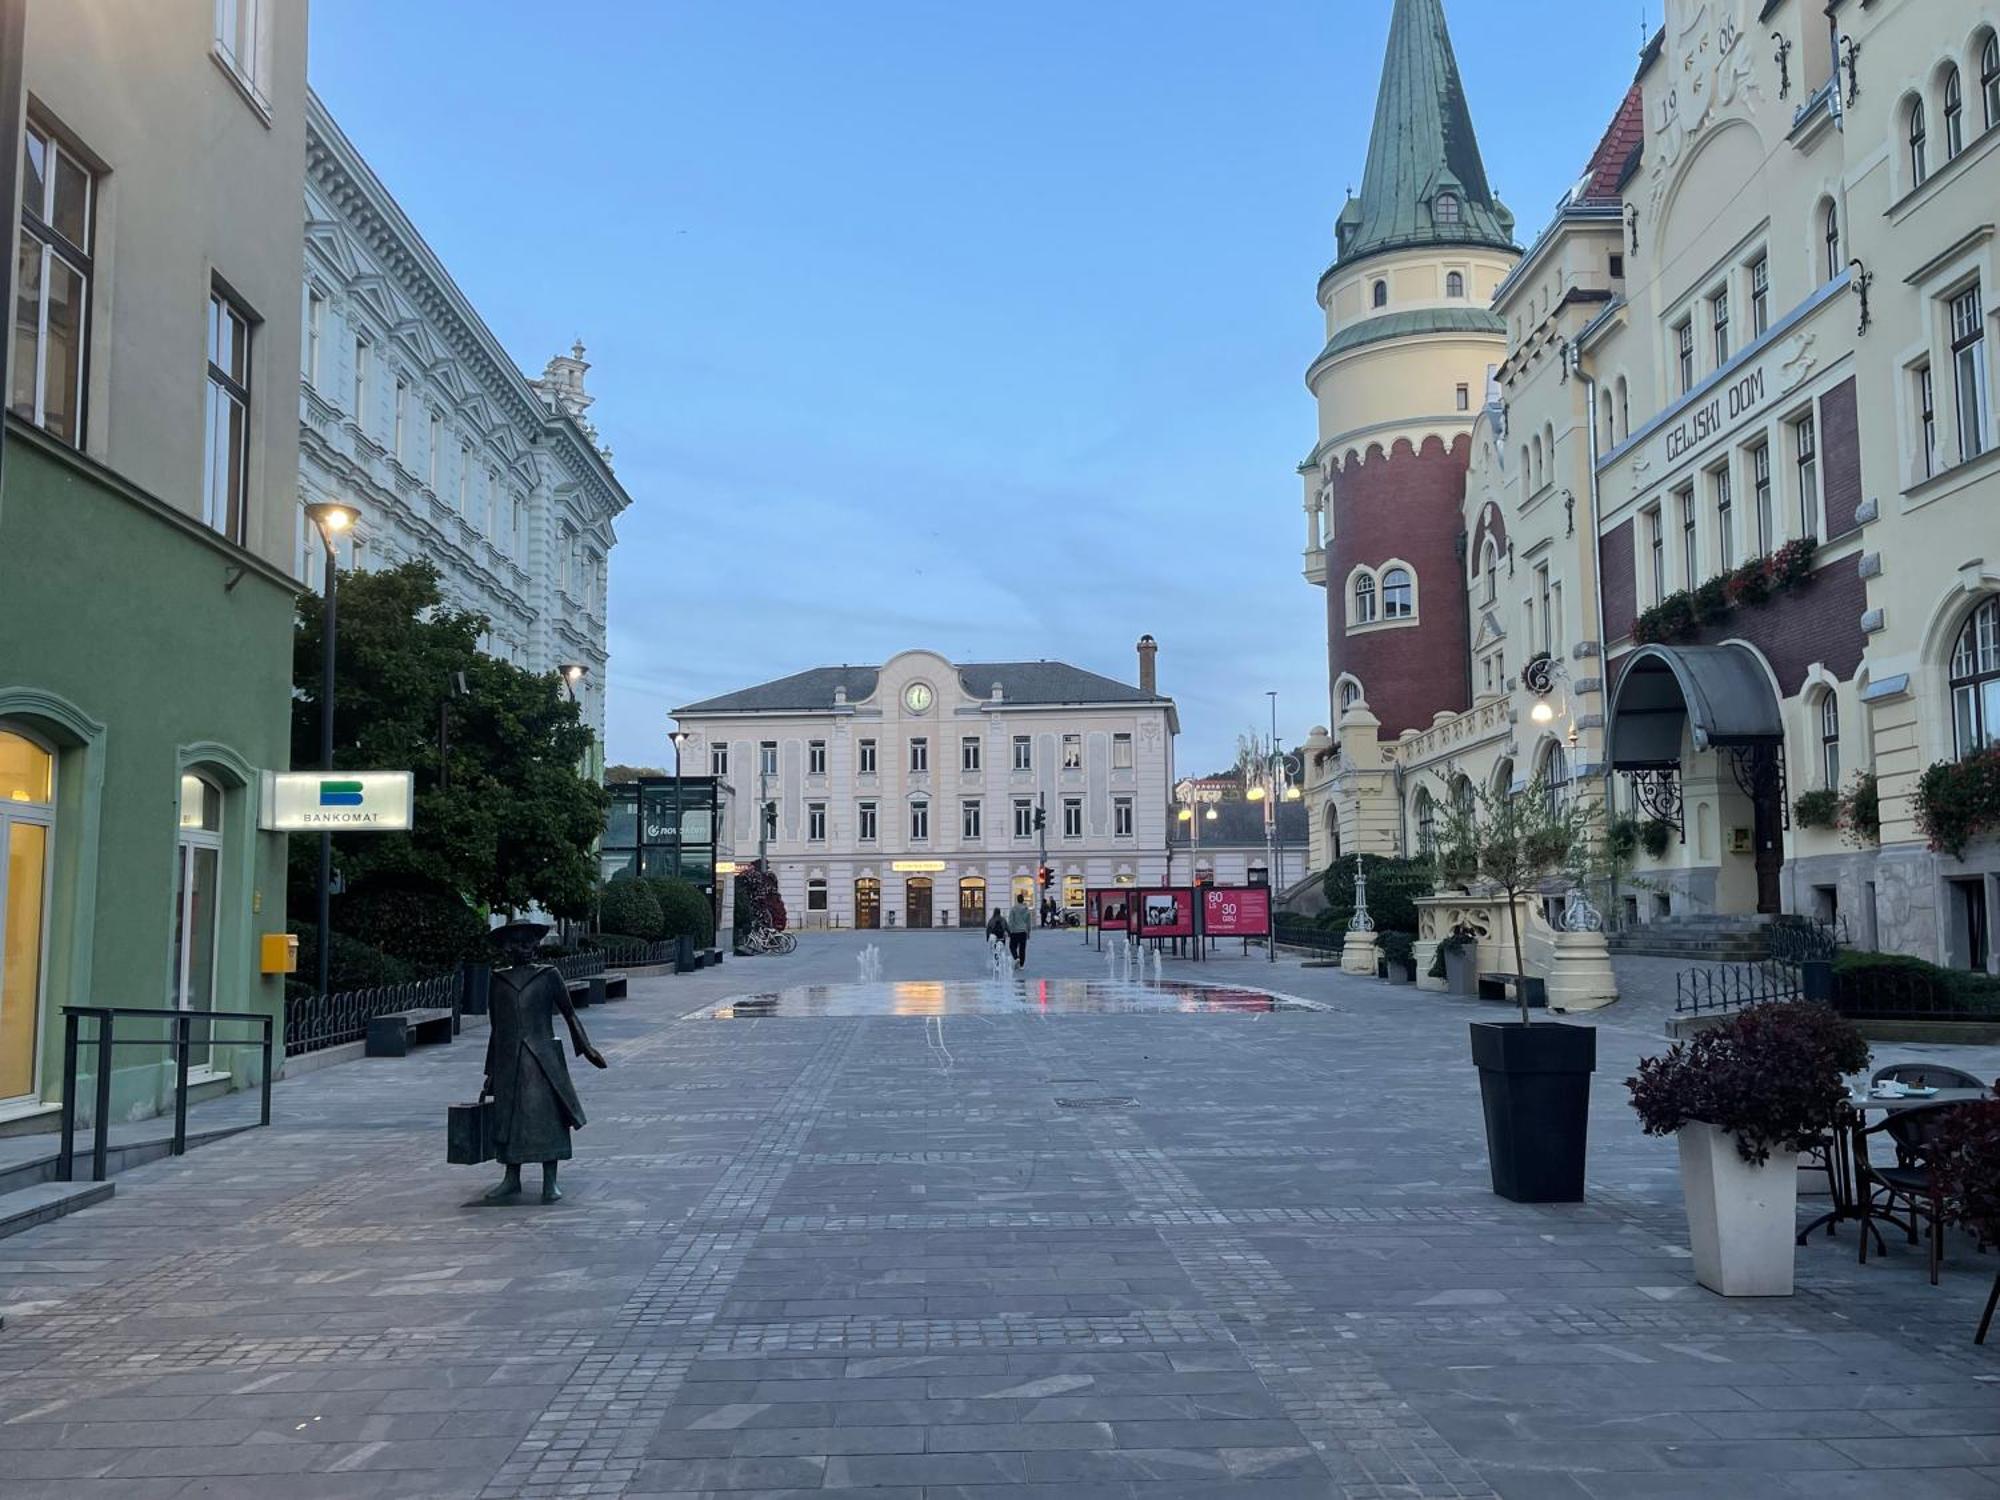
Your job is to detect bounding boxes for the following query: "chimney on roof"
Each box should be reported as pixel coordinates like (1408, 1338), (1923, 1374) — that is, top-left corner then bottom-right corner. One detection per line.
(834, 684), (847, 706)
(1136, 634), (1158, 696)
(990, 682), (1004, 703)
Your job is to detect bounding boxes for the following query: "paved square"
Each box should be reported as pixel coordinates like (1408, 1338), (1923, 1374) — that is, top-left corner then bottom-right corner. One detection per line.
(0, 931), (1994, 1498)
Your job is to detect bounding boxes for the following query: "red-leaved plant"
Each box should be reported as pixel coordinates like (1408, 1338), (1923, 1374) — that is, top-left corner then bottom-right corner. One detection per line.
(1627, 1002), (1870, 1164)
(1931, 1097), (2000, 1250)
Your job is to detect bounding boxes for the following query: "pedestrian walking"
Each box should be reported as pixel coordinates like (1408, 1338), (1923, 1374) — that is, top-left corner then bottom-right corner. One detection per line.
(1006, 892), (1033, 968)
(985, 908), (1007, 944)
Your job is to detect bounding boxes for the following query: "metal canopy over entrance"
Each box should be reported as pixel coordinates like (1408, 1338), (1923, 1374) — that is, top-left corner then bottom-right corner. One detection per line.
(1608, 644), (1783, 770)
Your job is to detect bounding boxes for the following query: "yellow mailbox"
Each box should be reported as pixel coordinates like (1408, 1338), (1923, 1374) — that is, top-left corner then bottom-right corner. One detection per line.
(260, 932), (298, 975)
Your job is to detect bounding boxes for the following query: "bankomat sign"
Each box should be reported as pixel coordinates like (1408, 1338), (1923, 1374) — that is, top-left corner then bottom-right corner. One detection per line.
(260, 771), (414, 831)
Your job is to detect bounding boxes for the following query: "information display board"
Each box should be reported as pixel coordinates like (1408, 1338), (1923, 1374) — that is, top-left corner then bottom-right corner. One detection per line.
(1093, 889), (1132, 932)
(1201, 885), (1272, 938)
(1137, 887), (1195, 939)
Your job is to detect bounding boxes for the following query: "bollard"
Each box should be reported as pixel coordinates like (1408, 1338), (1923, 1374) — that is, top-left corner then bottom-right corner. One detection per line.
(461, 961), (492, 1017)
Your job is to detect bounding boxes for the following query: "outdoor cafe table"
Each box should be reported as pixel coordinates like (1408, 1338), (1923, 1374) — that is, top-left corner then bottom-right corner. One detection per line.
(1797, 1086), (1992, 1247)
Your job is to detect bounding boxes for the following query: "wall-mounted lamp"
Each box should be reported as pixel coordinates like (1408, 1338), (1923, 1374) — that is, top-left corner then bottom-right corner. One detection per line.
(1772, 31), (1792, 98)
(1848, 258), (1873, 336)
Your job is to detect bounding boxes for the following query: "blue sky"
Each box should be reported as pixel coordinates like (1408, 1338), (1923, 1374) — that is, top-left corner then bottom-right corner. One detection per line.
(309, 1), (1646, 776)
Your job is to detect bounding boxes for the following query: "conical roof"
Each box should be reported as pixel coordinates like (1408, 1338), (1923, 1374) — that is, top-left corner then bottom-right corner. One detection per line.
(1336, 0), (1516, 268)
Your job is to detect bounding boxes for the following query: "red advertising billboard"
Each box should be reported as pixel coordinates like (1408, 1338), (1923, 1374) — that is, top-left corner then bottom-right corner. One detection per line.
(1093, 889), (1132, 931)
(1137, 888), (1195, 939)
(1084, 890), (1101, 929)
(1202, 885), (1271, 938)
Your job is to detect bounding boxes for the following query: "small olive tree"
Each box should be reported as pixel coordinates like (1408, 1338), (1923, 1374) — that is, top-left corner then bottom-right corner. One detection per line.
(1435, 771), (1594, 1024)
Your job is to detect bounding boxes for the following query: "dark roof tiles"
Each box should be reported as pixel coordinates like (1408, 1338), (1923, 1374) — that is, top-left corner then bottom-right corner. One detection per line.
(676, 660), (1164, 715)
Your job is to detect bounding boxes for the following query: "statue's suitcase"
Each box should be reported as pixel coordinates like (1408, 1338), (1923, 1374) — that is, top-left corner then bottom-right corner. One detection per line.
(447, 1100), (494, 1165)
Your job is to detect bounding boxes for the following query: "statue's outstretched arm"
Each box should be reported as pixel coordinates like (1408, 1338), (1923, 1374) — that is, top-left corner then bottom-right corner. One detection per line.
(553, 981), (608, 1069)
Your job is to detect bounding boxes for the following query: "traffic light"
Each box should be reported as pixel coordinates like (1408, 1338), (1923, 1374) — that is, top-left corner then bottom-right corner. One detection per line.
(1037, 865), (1053, 889)
(1033, 805), (1046, 832)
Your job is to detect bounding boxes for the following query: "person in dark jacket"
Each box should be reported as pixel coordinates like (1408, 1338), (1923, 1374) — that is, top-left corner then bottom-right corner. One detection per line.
(482, 922), (607, 1203)
(985, 909), (1008, 944)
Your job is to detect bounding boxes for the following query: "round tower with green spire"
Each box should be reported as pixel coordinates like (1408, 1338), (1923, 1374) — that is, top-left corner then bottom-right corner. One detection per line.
(1301, 0), (1519, 742)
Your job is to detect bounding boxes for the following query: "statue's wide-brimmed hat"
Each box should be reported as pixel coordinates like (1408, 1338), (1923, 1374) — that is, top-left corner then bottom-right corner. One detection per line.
(489, 920), (551, 950)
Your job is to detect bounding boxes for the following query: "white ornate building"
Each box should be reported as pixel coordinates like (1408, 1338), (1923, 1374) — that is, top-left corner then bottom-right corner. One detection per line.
(672, 642), (1179, 929)
(296, 93), (629, 759)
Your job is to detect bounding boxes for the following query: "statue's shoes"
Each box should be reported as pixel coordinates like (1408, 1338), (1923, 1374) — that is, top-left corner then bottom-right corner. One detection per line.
(483, 1179), (523, 1201)
(541, 1184), (563, 1204)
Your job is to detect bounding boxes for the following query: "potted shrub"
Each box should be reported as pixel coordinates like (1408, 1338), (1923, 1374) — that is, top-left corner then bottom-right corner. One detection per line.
(1379, 930), (1416, 983)
(1428, 929), (1478, 993)
(1931, 1099), (2000, 1342)
(1793, 789), (1840, 830)
(1627, 1002), (1868, 1296)
(1438, 775), (1596, 1203)
(1639, 819), (1675, 858)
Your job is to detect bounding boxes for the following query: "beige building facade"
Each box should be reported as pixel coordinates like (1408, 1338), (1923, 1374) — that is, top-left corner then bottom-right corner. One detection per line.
(673, 644), (1178, 931)
(1305, 0), (2000, 974)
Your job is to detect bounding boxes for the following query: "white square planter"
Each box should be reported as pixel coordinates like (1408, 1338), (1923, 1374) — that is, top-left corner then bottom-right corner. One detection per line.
(1678, 1122), (1798, 1297)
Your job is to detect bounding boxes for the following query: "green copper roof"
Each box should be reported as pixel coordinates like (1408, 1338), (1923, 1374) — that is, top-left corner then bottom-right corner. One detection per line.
(1310, 306), (1506, 369)
(1336, 0), (1516, 268)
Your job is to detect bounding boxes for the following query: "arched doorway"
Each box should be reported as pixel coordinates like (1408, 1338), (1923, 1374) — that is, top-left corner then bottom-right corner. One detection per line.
(1609, 643), (1785, 915)
(906, 876), (933, 929)
(854, 877), (880, 930)
(957, 877), (986, 927)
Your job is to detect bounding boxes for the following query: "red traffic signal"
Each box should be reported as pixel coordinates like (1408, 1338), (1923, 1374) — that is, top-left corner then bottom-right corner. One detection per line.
(1037, 865), (1053, 888)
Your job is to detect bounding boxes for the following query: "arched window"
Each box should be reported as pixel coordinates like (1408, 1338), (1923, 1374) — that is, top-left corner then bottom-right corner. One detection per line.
(1544, 422), (1557, 480)
(1340, 679), (1363, 712)
(0, 728), (55, 1102)
(1823, 200), (1841, 283)
(1944, 67), (1965, 160)
(1452, 775), (1475, 818)
(1446, 270), (1466, 299)
(1352, 572), (1377, 625)
(1909, 97), (1929, 187)
(1541, 742), (1572, 813)
(1985, 33), (2000, 129)
(1531, 434), (1543, 490)
(1435, 192), (1461, 225)
(1371, 280), (1389, 309)
(1381, 567), (1413, 619)
(1950, 596), (2000, 757)
(1482, 538), (1499, 604)
(1818, 692), (1840, 790)
(1491, 757), (1515, 798)
(1414, 787), (1437, 856)
(1616, 375), (1630, 439)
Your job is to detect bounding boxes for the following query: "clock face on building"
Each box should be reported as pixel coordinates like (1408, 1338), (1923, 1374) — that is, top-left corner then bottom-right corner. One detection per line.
(904, 682), (934, 713)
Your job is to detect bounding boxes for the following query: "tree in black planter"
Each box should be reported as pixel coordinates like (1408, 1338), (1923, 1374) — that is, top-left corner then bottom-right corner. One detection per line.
(1435, 771), (1598, 1203)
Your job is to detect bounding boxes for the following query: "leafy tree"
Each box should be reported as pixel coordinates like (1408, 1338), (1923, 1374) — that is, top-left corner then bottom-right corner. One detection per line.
(606, 763), (668, 784)
(291, 561), (606, 918)
(335, 875), (488, 973)
(599, 878), (663, 940)
(1435, 773), (1593, 1024)
(646, 877), (715, 947)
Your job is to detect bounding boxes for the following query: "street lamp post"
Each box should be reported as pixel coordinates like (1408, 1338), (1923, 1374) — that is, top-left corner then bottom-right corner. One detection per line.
(669, 729), (690, 879)
(305, 501), (359, 999)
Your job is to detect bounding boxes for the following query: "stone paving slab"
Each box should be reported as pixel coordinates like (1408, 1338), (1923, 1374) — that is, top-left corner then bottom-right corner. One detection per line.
(0, 930), (1991, 1497)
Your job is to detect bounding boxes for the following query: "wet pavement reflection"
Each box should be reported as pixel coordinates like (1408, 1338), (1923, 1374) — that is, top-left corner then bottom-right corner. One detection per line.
(691, 979), (1325, 1019)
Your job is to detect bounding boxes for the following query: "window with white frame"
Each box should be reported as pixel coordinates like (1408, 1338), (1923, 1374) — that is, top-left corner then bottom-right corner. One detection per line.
(807, 802), (826, 842)
(1750, 254), (1770, 338)
(859, 738), (877, 774)
(1382, 567), (1413, 619)
(1114, 796), (1133, 837)
(1985, 34), (2000, 128)
(1945, 67), (1965, 160)
(1910, 96), (1929, 187)
(212, 0), (273, 109)
(456, 444), (470, 512)
(1483, 538), (1498, 604)
(858, 800), (878, 841)
(710, 743), (728, 777)
(1751, 440), (1773, 553)
(1062, 798), (1082, 839)
(962, 799), (981, 839)
(1710, 285), (1730, 367)
(1951, 286), (1988, 462)
(909, 801), (928, 841)
(15, 123), (97, 448)
(1675, 318), (1695, 393)
(393, 377), (408, 460)
(1352, 572), (1377, 625)
(758, 740), (777, 777)
(1112, 732), (1133, 769)
(808, 740), (826, 776)
(909, 737), (928, 773)
(1794, 413), (1819, 538)
(962, 735), (981, 772)
(427, 410), (441, 488)
(1917, 363), (1939, 478)
(1012, 735), (1032, 771)
(351, 335), (370, 429)
(1340, 679), (1363, 712)
(1061, 734), (1082, 770)
(1435, 192), (1460, 224)
(171, 771), (225, 1058)
(1818, 692), (1839, 790)
(1713, 464), (1734, 569)
(199, 285), (256, 547)
(1678, 487), (1697, 587)
(303, 287), (323, 386)
(1646, 506), (1665, 602)
(1535, 563), (1552, 654)
(485, 469), (499, 535)
(761, 802), (778, 841)
(1446, 271), (1465, 298)
(1013, 798), (1034, 838)
(1456, 382), (1470, 411)
(1951, 597), (2000, 757)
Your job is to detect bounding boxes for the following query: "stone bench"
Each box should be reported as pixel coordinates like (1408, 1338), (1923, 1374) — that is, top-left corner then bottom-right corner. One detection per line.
(365, 1007), (455, 1057)
(1478, 973), (1547, 1009)
(564, 972), (628, 1007)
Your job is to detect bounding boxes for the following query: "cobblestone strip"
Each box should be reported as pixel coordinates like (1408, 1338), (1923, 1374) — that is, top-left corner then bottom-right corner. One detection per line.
(478, 1019), (864, 1499)
(1017, 1026), (1497, 1500)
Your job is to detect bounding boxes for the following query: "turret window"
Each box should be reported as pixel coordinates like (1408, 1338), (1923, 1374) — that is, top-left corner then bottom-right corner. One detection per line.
(1352, 573), (1377, 625)
(1372, 280), (1389, 309)
(1435, 192), (1461, 225)
(1446, 271), (1466, 299)
(1382, 568), (1413, 619)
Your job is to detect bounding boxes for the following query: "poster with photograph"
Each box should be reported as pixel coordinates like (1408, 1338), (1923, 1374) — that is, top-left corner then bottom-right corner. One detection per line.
(1137, 887), (1195, 938)
(1201, 885), (1272, 938)
(1094, 890), (1131, 931)
(1085, 890), (1101, 929)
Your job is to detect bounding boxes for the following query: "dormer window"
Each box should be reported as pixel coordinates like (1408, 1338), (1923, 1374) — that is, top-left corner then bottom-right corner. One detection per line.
(1372, 279), (1389, 309)
(1446, 271), (1465, 299)
(1435, 192), (1460, 225)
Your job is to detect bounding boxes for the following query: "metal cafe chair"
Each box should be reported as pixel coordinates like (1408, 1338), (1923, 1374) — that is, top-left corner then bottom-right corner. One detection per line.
(1857, 1101), (1964, 1287)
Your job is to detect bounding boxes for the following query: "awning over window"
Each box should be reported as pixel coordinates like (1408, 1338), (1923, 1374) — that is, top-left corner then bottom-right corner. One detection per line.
(1608, 644), (1782, 770)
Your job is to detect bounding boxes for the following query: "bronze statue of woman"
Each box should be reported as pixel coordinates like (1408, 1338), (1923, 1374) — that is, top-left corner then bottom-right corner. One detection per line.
(483, 922), (607, 1203)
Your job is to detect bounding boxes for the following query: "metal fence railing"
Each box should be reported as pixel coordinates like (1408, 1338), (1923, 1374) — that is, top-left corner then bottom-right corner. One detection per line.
(285, 973), (460, 1057)
(553, 952), (605, 984)
(1832, 968), (2000, 1023)
(1674, 961), (1804, 1016)
(584, 936), (676, 967)
(1273, 915), (1341, 955)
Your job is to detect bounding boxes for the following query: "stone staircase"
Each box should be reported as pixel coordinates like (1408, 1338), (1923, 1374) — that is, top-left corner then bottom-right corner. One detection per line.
(1606, 913), (1775, 961)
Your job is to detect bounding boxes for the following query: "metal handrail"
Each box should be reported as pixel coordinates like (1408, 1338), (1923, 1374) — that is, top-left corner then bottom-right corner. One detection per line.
(58, 1005), (275, 1184)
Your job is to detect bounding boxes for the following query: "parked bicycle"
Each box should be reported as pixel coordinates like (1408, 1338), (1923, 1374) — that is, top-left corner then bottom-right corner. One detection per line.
(738, 925), (797, 956)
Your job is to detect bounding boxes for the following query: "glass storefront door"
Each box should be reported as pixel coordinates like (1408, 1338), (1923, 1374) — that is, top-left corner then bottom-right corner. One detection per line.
(957, 878), (986, 927)
(906, 877), (933, 929)
(854, 878), (881, 930)
(170, 773), (223, 1069)
(0, 730), (55, 1104)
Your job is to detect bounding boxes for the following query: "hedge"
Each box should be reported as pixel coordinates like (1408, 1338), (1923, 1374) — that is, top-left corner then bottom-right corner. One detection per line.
(600, 877), (664, 940)
(647, 877), (714, 947)
(334, 877), (488, 974)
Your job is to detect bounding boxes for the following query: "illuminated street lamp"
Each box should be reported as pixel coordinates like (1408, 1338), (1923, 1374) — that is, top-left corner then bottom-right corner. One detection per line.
(304, 500), (360, 1000)
(557, 662), (589, 700)
(669, 728), (691, 878)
